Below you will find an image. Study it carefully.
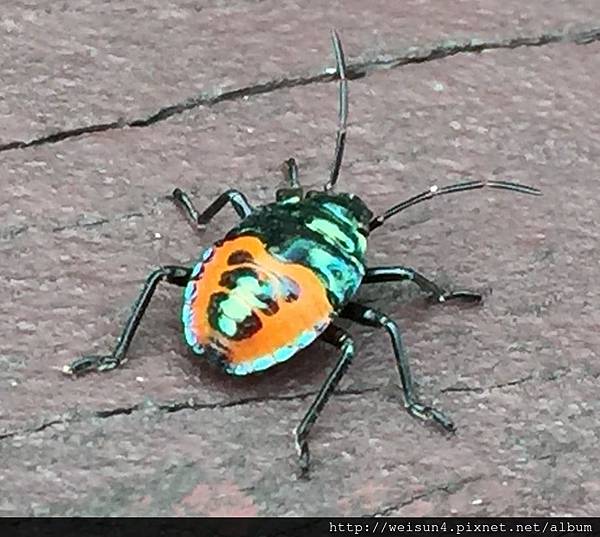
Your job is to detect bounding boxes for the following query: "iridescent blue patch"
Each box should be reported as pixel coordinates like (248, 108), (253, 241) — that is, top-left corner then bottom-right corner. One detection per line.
(189, 246), (214, 281)
(184, 322), (197, 347)
(273, 345), (295, 363)
(202, 246), (214, 262)
(183, 283), (196, 303)
(182, 302), (194, 327)
(298, 330), (317, 348)
(273, 237), (364, 307)
(247, 356), (276, 373)
(321, 201), (355, 225)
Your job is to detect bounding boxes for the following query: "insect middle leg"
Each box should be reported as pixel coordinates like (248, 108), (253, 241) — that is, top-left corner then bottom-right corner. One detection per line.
(172, 188), (253, 229)
(64, 265), (192, 376)
(364, 266), (481, 304)
(340, 301), (455, 432)
(295, 324), (355, 475)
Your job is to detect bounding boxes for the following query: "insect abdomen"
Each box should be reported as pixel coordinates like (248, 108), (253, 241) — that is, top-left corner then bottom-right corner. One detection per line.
(182, 235), (333, 375)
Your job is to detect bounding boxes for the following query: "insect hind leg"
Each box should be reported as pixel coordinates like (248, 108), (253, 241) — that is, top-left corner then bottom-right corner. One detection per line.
(63, 265), (191, 376)
(341, 301), (455, 433)
(294, 324), (355, 477)
(364, 266), (481, 304)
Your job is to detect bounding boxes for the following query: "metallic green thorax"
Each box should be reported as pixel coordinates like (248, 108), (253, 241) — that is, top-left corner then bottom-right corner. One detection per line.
(228, 191), (373, 309)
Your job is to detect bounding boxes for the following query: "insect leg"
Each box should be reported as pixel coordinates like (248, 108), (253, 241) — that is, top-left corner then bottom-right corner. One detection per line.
(275, 158), (303, 202)
(275, 158), (303, 201)
(341, 301), (455, 433)
(364, 266), (481, 304)
(295, 324), (355, 475)
(63, 265), (192, 376)
(171, 188), (253, 229)
(281, 157), (300, 187)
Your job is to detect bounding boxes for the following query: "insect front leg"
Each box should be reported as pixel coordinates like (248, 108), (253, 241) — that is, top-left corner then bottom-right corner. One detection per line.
(340, 301), (455, 433)
(63, 265), (192, 376)
(172, 188), (253, 230)
(294, 324), (355, 477)
(281, 157), (300, 187)
(364, 266), (482, 304)
(275, 158), (304, 202)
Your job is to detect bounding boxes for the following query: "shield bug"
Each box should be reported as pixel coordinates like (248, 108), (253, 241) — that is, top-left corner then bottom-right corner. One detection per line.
(64, 31), (541, 473)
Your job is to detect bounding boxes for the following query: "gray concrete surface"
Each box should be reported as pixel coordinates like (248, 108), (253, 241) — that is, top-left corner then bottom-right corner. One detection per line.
(1, 0), (600, 516)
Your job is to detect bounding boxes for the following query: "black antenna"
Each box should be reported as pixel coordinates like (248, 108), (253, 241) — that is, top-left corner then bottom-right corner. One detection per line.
(324, 29), (348, 192)
(369, 179), (542, 231)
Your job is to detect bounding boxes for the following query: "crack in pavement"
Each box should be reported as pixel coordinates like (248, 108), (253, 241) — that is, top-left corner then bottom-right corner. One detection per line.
(367, 475), (482, 516)
(0, 225), (29, 241)
(440, 374), (534, 394)
(1, 25), (599, 153)
(440, 367), (572, 394)
(0, 386), (379, 441)
(0, 367), (574, 442)
(2, 366), (573, 441)
(50, 211), (145, 232)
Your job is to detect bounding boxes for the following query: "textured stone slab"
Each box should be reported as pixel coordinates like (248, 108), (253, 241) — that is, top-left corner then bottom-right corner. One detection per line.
(2, 0), (599, 144)
(2, 2), (600, 517)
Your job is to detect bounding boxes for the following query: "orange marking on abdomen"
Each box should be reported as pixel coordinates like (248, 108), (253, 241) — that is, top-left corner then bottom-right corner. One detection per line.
(188, 235), (332, 365)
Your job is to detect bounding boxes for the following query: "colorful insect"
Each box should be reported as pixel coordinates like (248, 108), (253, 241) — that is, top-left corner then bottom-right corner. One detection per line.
(64, 31), (541, 473)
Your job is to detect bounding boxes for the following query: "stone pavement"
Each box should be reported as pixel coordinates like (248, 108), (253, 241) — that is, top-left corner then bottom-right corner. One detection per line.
(2, 0), (600, 516)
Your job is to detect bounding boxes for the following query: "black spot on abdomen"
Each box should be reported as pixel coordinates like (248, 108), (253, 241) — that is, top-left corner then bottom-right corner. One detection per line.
(227, 250), (254, 265)
(257, 294), (280, 316)
(233, 311), (263, 340)
(208, 292), (228, 329)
